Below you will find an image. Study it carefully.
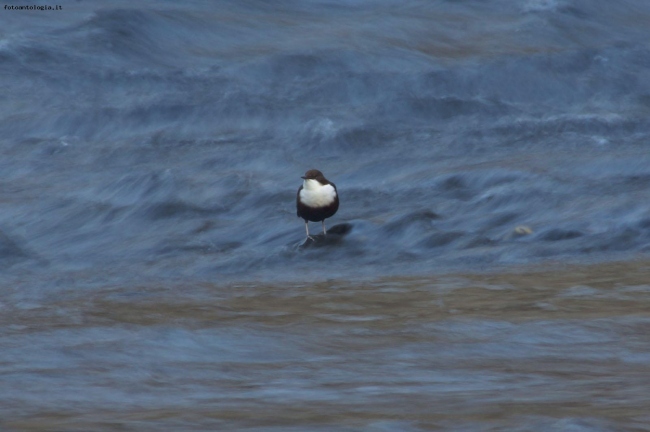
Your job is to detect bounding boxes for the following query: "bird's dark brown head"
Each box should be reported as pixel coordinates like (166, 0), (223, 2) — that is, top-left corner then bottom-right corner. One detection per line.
(301, 169), (326, 181)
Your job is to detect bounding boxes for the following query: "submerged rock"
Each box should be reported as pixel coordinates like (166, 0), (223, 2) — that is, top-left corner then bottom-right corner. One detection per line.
(503, 225), (534, 240)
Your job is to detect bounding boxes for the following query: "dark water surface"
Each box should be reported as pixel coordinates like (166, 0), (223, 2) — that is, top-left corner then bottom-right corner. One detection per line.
(2, 0), (650, 430)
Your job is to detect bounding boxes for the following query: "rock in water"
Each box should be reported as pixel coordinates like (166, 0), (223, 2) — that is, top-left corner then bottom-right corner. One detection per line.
(298, 223), (353, 249)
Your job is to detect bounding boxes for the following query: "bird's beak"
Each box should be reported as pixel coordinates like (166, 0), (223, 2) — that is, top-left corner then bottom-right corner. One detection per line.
(301, 176), (307, 179)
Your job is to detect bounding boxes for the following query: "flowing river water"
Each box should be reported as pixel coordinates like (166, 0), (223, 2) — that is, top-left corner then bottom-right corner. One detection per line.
(2, 0), (650, 430)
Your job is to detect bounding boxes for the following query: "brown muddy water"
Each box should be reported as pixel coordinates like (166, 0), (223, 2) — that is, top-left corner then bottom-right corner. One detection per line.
(3, 260), (650, 431)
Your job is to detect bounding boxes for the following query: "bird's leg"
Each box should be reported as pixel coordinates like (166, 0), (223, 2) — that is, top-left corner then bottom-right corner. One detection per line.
(322, 220), (327, 235)
(305, 221), (314, 241)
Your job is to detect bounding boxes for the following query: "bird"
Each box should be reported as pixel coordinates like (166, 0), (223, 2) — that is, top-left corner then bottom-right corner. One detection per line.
(296, 169), (339, 240)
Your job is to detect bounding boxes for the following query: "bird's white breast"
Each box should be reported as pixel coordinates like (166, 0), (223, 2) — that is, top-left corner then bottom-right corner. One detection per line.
(300, 180), (336, 208)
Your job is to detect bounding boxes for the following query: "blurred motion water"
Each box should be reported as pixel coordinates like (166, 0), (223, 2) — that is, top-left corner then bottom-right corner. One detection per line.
(2, 0), (650, 430)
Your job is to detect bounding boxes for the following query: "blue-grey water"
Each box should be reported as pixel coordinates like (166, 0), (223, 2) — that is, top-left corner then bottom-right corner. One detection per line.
(2, 0), (650, 430)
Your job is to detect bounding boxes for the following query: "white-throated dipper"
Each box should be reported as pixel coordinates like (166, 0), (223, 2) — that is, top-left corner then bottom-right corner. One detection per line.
(296, 169), (339, 239)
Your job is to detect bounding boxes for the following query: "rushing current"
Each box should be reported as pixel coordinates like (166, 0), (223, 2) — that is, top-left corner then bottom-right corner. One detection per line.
(2, 0), (650, 430)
